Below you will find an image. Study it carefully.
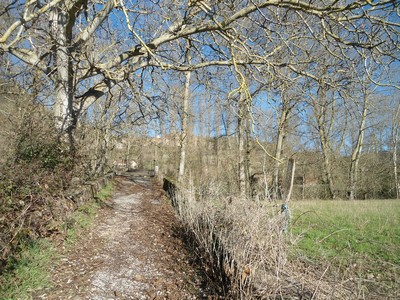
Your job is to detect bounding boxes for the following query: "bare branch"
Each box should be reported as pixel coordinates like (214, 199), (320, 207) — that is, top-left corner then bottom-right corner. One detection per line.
(0, 0), (63, 44)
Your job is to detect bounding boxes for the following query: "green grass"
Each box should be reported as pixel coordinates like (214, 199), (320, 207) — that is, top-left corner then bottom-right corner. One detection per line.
(64, 200), (100, 243)
(289, 199), (400, 282)
(65, 182), (114, 243)
(96, 182), (114, 202)
(0, 239), (57, 300)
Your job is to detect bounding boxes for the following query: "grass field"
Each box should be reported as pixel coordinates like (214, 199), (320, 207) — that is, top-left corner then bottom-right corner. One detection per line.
(289, 199), (400, 295)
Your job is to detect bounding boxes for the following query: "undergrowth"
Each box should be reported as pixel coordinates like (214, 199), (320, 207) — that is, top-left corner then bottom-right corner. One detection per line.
(0, 182), (114, 299)
(0, 239), (57, 300)
(64, 201), (100, 244)
(167, 177), (399, 299)
(96, 182), (114, 202)
(65, 182), (114, 244)
(167, 178), (315, 299)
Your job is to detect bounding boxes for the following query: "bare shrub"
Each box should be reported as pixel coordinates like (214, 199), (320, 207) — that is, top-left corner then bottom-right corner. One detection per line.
(171, 178), (356, 299)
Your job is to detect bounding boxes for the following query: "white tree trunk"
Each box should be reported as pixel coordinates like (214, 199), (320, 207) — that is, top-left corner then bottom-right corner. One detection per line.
(284, 158), (296, 203)
(51, 8), (70, 128)
(178, 43), (191, 183)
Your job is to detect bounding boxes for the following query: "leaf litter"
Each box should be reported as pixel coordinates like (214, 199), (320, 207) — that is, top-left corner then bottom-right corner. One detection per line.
(35, 173), (205, 300)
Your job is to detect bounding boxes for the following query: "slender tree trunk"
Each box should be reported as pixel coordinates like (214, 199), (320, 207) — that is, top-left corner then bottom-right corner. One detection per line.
(245, 108), (252, 197)
(178, 42), (191, 183)
(284, 158), (296, 203)
(92, 124), (101, 174)
(224, 103), (233, 192)
(215, 101), (222, 179)
(318, 125), (336, 199)
(232, 67), (255, 198)
(392, 102), (400, 199)
(273, 109), (289, 200)
(262, 156), (271, 200)
(238, 94), (247, 198)
(393, 142), (399, 199)
(312, 88), (336, 199)
(348, 95), (368, 200)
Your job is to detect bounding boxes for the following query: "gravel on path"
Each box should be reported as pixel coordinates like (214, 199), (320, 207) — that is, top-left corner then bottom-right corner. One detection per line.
(35, 173), (203, 300)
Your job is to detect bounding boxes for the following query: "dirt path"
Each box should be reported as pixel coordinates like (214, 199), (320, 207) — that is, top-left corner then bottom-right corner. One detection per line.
(36, 172), (203, 300)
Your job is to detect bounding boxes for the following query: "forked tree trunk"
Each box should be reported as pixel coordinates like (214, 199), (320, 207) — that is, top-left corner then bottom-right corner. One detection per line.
(273, 108), (289, 200)
(348, 94), (368, 200)
(318, 125), (336, 199)
(312, 88), (336, 199)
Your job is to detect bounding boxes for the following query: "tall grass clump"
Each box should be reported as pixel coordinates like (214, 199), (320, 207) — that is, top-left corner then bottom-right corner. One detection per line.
(168, 178), (356, 299)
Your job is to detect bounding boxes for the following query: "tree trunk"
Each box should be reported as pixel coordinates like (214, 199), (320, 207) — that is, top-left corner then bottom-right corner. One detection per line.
(348, 94), (368, 200)
(214, 101), (222, 179)
(312, 88), (336, 199)
(51, 8), (69, 125)
(392, 102), (400, 199)
(273, 109), (289, 201)
(51, 6), (76, 152)
(394, 142), (399, 200)
(178, 42), (191, 183)
(245, 108), (252, 197)
(237, 93), (247, 198)
(319, 127), (336, 199)
(284, 158), (296, 203)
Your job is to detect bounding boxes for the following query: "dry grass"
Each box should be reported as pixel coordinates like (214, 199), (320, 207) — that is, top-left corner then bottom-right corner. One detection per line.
(169, 179), (372, 299)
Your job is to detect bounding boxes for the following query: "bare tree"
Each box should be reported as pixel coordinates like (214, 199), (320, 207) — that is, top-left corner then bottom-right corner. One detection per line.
(270, 79), (300, 200)
(309, 83), (339, 198)
(346, 83), (375, 199)
(1, 0), (399, 176)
